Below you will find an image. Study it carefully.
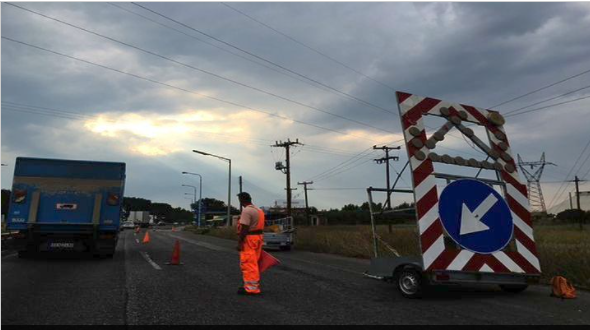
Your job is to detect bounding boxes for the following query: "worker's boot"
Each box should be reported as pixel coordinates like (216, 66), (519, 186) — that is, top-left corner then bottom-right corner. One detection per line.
(237, 287), (261, 296)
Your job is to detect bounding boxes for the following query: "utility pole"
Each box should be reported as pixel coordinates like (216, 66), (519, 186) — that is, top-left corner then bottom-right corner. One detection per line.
(298, 181), (313, 225)
(567, 176), (585, 230)
(239, 175), (243, 212)
(517, 153), (556, 213)
(373, 145), (400, 210)
(575, 176), (582, 231)
(272, 139), (303, 216)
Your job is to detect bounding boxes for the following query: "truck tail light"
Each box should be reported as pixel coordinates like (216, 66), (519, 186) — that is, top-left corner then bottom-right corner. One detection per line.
(13, 190), (27, 203)
(107, 193), (120, 206)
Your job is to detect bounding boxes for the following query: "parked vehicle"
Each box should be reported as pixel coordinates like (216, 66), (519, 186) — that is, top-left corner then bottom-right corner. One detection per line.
(6, 157), (126, 258)
(128, 210), (150, 228)
(263, 216), (295, 251)
(121, 221), (135, 230)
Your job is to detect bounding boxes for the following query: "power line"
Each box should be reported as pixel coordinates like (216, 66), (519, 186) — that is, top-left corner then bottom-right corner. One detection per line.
(131, 2), (398, 116)
(2, 36), (386, 143)
(4, 2), (394, 135)
(304, 92), (590, 184)
(96, 3), (492, 160)
(505, 95), (590, 118)
(220, 2), (396, 93)
(115, 2), (490, 158)
(489, 67), (590, 109)
(504, 84), (590, 116)
(106, 2), (335, 95)
(547, 135), (590, 208)
(2, 100), (369, 156)
(581, 161), (590, 181)
(313, 153), (378, 183)
(307, 146), (378, 182)
(310, 188), (369, 191)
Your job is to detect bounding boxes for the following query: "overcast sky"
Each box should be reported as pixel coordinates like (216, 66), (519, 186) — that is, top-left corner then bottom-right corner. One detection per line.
(2, 2), (590, 211)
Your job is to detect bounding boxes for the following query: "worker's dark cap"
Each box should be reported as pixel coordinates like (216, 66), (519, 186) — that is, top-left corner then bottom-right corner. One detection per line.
(237, 192), (252, 201)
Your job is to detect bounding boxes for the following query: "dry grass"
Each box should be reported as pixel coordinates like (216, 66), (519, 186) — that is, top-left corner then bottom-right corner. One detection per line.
(195, 224), (589, 288)
(534, 225), (590, 288)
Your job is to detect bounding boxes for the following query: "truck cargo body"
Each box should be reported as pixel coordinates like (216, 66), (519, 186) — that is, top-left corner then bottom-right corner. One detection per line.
(263, 216), (294, 251)
(129, 210), (150, 228)
(6, 157), (126, 257)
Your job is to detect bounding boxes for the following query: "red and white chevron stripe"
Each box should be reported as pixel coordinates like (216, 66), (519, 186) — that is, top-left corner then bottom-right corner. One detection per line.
(396, 91), (541, 275)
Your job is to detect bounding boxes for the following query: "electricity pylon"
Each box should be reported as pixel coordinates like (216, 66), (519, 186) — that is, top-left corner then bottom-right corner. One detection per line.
(517, 153), (555, 213)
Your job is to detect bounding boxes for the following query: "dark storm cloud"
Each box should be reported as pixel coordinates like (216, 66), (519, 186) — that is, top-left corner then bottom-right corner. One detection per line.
(2, 2), (590, 209)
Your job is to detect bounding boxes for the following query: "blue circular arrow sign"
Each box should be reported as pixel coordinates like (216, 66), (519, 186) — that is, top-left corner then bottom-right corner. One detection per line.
(438, 179), (513, 254)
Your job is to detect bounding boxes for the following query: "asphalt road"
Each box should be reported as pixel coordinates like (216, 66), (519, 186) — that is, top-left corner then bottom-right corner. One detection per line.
(2, 228), (588, 325)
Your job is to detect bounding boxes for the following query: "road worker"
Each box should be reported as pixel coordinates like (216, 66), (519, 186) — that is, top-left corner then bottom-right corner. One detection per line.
(236, 192), (265, 296)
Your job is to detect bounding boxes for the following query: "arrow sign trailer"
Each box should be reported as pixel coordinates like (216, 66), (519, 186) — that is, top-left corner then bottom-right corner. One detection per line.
(439, 179), (514, 254)
(396, 91), (541, 276)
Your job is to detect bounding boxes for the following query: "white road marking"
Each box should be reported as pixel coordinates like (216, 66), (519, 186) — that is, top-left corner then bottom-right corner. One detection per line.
(140, 251), (162, 270)
(1, 251), (18, 258)
(167, 234), (229, 252)
(167, 233), (365, 275)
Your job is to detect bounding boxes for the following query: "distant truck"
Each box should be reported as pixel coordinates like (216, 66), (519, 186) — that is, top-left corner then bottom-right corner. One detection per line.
(263, 216), (295, 251)
(128, 210), (150, 228)
(6, 157), (126, 258)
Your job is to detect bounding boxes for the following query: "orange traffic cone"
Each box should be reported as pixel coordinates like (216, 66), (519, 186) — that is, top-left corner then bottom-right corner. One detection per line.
(171, 227), (176, 232)
(142, 231), (151, 244)
(166, 240), (183, 265)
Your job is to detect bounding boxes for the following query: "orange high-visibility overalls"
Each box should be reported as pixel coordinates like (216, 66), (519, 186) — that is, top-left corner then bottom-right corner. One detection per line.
(238, 206), (265, 294)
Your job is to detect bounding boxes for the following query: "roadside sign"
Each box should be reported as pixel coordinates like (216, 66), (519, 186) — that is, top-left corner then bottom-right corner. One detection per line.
(397, 91), (540, 275)
(439, 179), (513, 254)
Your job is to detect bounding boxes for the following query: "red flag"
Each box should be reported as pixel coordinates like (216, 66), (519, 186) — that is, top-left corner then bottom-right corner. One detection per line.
(258, 250), (280, 273)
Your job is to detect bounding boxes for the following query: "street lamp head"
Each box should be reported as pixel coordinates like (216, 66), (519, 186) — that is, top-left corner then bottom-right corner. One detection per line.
(193, 150), (210, 156)
(182, 171), (188, 174)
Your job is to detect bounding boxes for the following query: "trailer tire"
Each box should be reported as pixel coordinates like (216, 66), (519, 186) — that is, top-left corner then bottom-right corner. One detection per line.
(499, 284), (528, 293)
(396, 268), (423, 299)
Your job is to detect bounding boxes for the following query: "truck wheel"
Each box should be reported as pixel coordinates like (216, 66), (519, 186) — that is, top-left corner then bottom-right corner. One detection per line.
(280, 245), (292, 251)
(499, 284), (528, 293)
(396, 268), (423, 299)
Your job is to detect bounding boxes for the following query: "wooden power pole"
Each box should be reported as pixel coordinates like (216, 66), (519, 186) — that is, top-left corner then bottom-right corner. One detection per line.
(272, 139), (303, 216)
(574, 176), (583, 230)
(298, 181), (313, 224)
(239, 175), (243, 212)
(373, 145), (400, 209)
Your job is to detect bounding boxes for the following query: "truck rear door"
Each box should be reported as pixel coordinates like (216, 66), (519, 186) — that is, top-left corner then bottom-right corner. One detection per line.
(37, 191), (95, 225)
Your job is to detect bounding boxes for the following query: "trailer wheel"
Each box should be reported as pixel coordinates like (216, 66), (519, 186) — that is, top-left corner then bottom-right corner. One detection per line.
(499, 284), (528, 293)
(396, 268), (423, 299)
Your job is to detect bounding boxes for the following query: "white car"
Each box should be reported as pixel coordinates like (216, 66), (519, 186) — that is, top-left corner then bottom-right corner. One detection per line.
(122, 221), (135, 230)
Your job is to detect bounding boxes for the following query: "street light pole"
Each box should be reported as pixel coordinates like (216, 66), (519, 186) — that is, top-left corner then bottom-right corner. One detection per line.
(182, 172), (203, 227)
(193, 150), (232, 227)
(182, 184), (197, 204)
(228, 159), (232, 227)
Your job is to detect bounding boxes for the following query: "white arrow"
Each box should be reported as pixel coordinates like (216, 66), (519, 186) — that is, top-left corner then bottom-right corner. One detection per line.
(460, 194), (498, 236)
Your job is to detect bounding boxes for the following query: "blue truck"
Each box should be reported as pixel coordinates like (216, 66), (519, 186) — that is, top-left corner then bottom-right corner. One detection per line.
(6, 157), (126, 258)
